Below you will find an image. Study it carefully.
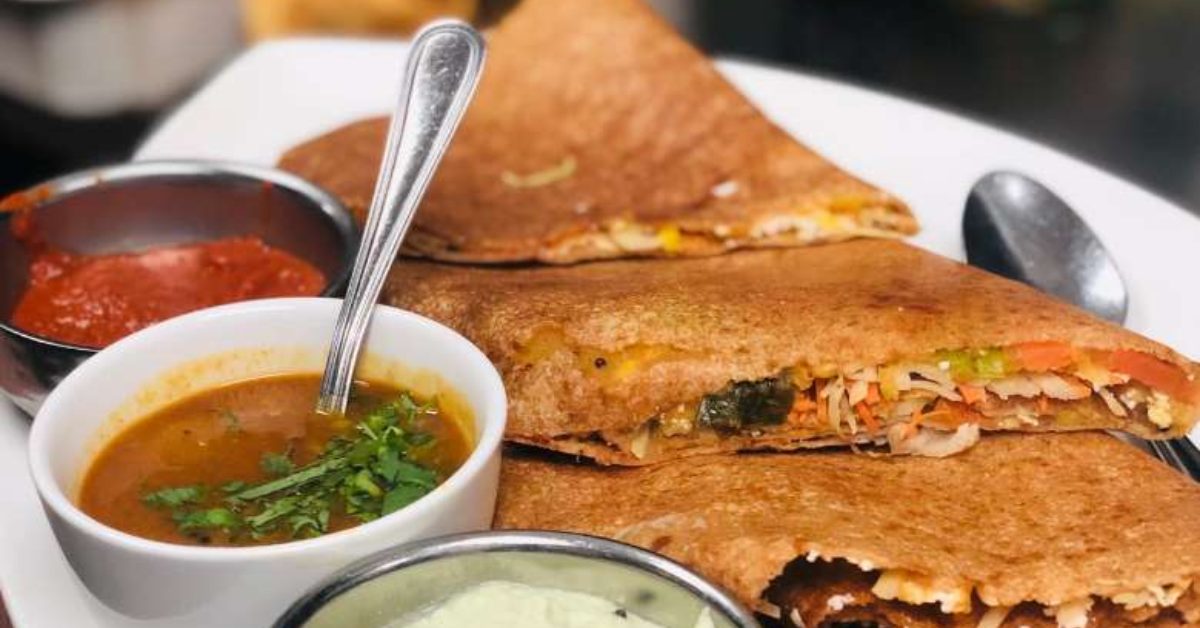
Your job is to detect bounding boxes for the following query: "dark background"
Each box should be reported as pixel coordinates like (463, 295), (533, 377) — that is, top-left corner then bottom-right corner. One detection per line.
(2, 0), (1198, 211)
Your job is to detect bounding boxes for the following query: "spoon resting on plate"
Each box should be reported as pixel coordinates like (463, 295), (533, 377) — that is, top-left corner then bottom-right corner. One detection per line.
(964, 171), (1200, 478)
(316, 21), (486, 416)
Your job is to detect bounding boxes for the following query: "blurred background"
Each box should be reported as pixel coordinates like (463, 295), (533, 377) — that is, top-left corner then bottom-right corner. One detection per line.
(0, 0), (1198, 215)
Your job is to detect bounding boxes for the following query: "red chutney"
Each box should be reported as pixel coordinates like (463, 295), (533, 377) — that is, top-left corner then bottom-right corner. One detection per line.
(10, 218), (326, 348)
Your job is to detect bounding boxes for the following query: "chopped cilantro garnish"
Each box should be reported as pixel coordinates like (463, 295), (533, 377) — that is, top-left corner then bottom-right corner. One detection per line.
(140, 392), (442, 543)
(174, 507), (240, 534)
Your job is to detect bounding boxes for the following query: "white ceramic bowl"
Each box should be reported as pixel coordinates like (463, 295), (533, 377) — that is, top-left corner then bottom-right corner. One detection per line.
(27, 298), (506, 627)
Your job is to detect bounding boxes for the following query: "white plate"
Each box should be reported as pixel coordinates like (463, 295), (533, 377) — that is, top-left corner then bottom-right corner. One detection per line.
(3, 38), (1199, 627)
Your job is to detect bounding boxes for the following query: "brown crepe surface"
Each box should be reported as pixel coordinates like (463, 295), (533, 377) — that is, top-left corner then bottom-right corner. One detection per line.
(386, 239), (1199, 447)
(494, 433), (1200, 612)
(277, 0), (915, 263)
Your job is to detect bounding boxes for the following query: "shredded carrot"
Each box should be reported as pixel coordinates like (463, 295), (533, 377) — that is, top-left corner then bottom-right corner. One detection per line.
(922, 400), (955, 425)
(957, 384), (986, 405)
(791, 397), (817, 412)
(865, 383), (881, 405)
(910, 405), (926, 427)
(1010, 341), (1075, 372)
(1037, 396), (1050, 414)
(854, 402), (880, 433)
(899, 405), (926, 439)
(816, 391), (829, 426)
(786, 397), (818, 426)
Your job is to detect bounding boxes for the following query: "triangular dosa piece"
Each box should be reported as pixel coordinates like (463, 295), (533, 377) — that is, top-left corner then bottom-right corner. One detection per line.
(387, 240), (1199, 464)
(495, 433), (1200, 626)
(279, 0), (916, 263)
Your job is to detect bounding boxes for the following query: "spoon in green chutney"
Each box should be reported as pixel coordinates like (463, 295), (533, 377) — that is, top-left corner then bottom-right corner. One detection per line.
(316, 21), (486, 416)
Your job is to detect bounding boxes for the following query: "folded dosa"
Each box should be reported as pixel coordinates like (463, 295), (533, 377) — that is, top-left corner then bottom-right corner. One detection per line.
(387, 240), (1200, 464)
(278, 0), (915, 264)
(494, 433), (1200, 627)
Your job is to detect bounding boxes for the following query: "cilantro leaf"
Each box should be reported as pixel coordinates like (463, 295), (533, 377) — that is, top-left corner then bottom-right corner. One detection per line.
(261, 450), (295, 477)
(149, 391), (446, 543)
(382, 484), (429, 515)
(142, 486), (204, 509)
(375, 448), (402, 482)
(245, 496), (300, 529)
(393, 461), (438, 488)
(175, 508), (241, 534)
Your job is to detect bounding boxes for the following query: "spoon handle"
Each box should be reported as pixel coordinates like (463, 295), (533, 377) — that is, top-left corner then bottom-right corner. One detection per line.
(317, 21), (485, 415)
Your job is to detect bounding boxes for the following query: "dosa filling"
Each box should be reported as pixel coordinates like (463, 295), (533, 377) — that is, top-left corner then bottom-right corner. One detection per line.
(764, 556), (1200, 628)
(522, 340), (1197, 464)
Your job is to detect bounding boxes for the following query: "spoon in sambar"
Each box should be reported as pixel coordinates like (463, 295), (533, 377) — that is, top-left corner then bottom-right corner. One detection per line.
(964, 171), (1200, 478)
(315, 21), (486, 415)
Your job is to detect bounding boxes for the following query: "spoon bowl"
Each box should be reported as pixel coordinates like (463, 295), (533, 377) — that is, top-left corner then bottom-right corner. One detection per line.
(964, 171), (1128, 323)
(964, 170), (1200, 477)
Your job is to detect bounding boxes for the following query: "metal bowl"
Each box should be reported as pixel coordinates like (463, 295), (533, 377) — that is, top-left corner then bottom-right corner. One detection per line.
(0, 160), (358, 415)
(274, 530), (761, 628)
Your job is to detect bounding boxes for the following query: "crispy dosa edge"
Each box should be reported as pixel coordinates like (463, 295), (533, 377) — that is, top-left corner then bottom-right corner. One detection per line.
(278, 0), (915, 263)
(493, 433), (1200, 613)
(767, 559), (1198, 627)
(507, 394), (1155, 466)
(386, 240), (1200, 440)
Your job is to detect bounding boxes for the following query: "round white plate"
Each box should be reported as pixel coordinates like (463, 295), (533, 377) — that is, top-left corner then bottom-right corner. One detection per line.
(3, 38), (1198, 627)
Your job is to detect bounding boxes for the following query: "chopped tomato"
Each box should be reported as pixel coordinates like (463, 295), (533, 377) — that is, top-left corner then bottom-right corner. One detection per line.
(1107, 350), (1199, 402)
(854, 402), (880, 433)
(958, 384), (986, 405)
(1010, 341), (1075, 372)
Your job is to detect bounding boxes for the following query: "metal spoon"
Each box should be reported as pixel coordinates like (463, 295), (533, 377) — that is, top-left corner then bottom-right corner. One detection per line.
(964, 171), (1200, 478)
(315, 21), (485, 415)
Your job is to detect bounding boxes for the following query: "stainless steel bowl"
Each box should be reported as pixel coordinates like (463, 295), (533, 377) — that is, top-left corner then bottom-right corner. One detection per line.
(0, 160), (359, 414)
(274, 530), (761, 628)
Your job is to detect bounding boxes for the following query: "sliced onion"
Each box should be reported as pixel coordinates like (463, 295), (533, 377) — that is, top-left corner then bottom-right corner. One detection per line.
(848, 365), (879, 382)
(822, 377), (846, 433)
(887, 399), (927, 421)
(978, 606), (1012, 628)
(986, 376), (1041, 399)
(1096, 386), (1128, 417)
(908, 363), (955, 387)
(1030, 373), (1091, 400)
(847, 379), (870, 406)
(908, 379), (962, 401)
(888, 423), (981, 458)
